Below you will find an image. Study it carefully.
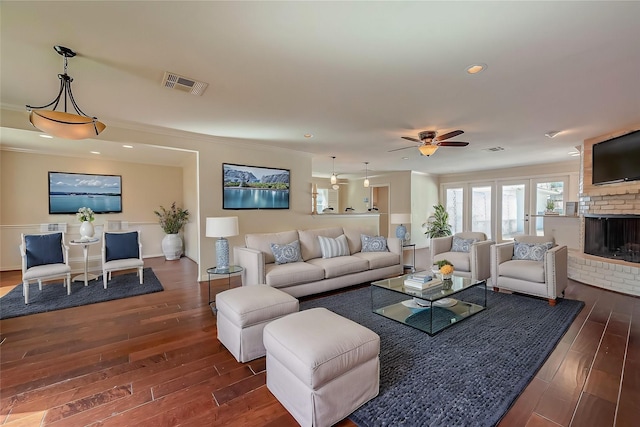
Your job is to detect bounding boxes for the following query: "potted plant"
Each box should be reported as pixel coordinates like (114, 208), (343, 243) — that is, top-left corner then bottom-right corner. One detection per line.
(154, 202), (190, 260)
(423, 204), (452, 238)
(545, 199), (556, 214)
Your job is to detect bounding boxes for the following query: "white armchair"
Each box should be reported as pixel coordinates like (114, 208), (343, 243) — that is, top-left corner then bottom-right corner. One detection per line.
(430, 232), (494, 282)
(20, 232), (71, 304)
(102, 231), (143, 289)
(490, 235), (568, 306)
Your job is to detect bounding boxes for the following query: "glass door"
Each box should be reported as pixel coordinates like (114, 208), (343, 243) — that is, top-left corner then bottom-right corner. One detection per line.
(497, 181), (529, 242)
(470, 185), (493, 239)
(444, 186), (464, 234)
(532, 177), (568, 235)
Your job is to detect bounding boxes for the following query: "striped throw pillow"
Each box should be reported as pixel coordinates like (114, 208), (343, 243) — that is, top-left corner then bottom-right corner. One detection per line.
(318, 234), (350, 259)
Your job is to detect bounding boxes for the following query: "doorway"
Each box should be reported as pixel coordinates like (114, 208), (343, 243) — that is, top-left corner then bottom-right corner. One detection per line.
(371, 185), (389, 237)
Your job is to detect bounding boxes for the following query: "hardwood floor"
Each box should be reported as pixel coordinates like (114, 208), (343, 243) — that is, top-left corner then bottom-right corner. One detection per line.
(0, 257), (638, 426)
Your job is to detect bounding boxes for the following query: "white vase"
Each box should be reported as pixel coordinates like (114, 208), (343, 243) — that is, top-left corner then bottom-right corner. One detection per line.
(79, 221), (94, 239)
(162, 233), (183, 260)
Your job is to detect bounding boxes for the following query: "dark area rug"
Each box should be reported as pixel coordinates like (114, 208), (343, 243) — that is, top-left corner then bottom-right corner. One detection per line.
(300, 286), (584, 427)
(0, 268), (163, 319)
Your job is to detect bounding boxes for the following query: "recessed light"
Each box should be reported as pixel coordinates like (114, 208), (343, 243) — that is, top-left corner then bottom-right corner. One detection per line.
(123, 145), (133, 149)
(402, 157), (409, 160)
(90, 151), (101, 155)
(304, 133), (313, 138)
(466, 63), (487, 74)
(39, 134), (53, 139)
(545, 131), (561, 138)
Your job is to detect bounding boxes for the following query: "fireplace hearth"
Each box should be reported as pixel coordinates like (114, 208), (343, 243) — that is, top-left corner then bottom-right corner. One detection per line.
(584, 215), (640, 264)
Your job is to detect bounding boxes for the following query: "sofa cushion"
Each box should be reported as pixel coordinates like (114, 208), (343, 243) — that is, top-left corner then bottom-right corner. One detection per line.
(25, 233), (64, 268)
(451, 236), (476, 253)
(246, 230), (299, 264)
(499, 259), (545, 283)
(105, 232), (139, 262)
(433, 251), (471, 273)
(265, 262), (326, 288)
(298, 227), (344, 261)
(361, 235), (388, 252)
(353, 251), (401, 269)
(343, 228), (365, 254)
(307, 256), (369, 279)
(318, 234), (349, 259)
(270, 240), (302, 265)
(513, 241), (553, 262)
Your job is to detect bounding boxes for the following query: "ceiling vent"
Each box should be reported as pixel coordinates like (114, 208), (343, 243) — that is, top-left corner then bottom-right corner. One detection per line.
(161, 72), (208, 96)
(484, 146), (505, 152)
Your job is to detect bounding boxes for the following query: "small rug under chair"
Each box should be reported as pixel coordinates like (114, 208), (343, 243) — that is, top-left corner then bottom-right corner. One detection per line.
(0, 268), (164, 320)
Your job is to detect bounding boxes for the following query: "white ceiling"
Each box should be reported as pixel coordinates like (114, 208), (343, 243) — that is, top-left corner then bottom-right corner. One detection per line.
(1, 1), (639, 178)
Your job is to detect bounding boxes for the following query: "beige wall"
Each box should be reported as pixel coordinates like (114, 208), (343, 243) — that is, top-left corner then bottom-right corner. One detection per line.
(410, 172), (440, 248)
(1, 150), (186, 271)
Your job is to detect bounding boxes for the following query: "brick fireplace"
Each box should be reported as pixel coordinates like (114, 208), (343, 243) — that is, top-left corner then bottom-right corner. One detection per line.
(569, 127), (640, 296)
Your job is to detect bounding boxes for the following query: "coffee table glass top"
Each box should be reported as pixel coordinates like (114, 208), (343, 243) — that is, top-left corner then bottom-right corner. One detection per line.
(371, 273), (487, 335)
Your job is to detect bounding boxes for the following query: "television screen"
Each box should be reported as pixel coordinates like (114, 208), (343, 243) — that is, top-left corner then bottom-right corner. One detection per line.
(49, 172), (122, 214)
(223, 163), (290, 209)
(592, 130), (640, 185)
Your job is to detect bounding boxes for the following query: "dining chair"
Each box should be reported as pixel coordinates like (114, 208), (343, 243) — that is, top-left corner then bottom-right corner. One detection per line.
(102, 230), (144, 289)
(20, 232), (71, 304)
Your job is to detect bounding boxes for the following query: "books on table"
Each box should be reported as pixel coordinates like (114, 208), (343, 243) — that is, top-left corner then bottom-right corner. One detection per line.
(403, 273), (442, 290)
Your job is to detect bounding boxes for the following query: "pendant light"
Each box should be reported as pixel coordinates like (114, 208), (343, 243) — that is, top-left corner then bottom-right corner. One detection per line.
(26, 45), (106, 140)
(330, 156), (337, 185)
(363, 162), (370, 188)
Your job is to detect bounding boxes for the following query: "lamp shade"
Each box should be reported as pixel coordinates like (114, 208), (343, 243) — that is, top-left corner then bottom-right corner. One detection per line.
(206, 216), (239, 238)
(390, 213), (411, 225)
(418, 145), (439, 156)
(29, 110), (106, 140)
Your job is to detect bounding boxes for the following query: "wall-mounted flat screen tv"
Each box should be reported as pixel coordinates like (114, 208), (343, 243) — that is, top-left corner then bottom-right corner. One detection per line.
(592, 130), (640, 185)
(49, 172), (122, 214)
(223, 163), (290, 209)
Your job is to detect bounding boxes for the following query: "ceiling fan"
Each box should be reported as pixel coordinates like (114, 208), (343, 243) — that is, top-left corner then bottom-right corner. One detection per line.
(389, 130), (469, 156)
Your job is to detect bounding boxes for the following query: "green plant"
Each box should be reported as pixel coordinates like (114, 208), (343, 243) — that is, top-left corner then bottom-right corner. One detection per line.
(435, 259), (453, 268)
(424, 204), (452, 238)
(154, 202), (190, 234)
(546, 199), (555, 211)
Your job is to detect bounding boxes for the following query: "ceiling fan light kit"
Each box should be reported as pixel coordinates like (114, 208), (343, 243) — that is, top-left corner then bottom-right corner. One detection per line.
(26, 46), (106, 140)
(419, 145), (439, 156)
(393, 129), (470, 156)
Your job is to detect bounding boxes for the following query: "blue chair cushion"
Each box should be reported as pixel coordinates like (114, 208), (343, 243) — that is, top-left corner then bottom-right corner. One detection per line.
(105, 232), (139, 262)
(25, 233), (64, 269)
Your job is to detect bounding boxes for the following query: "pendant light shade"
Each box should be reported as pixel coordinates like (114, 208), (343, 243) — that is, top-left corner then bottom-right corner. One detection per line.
(330, 156), (338, 185)
(26, 45), (106, 140)
(363, 162), (370, 188)
(418, 144), (439, 157)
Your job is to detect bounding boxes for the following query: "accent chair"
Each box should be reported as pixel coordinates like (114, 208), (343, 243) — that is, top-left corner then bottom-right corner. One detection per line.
(430, 232), (494, 282)
(102, 231), (143, 289)
(20, 232), (71, 304)
(490, 235), (568, 306)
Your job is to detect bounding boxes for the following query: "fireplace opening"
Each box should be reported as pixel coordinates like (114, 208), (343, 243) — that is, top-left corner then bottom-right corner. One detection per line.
(584, 215), (640, 264)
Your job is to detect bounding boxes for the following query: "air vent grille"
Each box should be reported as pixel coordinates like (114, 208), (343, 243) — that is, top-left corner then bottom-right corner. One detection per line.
(161, 72), (208, 96)
(484, 146), (505, 152)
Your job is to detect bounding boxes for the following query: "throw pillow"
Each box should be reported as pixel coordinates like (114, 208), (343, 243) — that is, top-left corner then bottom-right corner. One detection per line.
(318, 234), (350, 259)
(25, 233), (64, 269)
(361, 234), (388, 252)
(270, 240), (302, 265)
(451, 236), (476, 253)
(105, 232), (140, 262)
(512, 241), (554, 262)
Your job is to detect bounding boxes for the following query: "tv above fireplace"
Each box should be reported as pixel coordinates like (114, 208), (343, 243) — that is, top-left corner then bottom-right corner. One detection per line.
(592, 130), (640, 185)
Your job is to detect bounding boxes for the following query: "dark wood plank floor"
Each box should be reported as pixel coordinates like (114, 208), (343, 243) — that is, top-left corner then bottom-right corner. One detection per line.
(1, 257), (638, 426)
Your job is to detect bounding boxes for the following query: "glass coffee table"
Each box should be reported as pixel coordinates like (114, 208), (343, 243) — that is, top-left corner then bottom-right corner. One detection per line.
(371, 274), (487, 335)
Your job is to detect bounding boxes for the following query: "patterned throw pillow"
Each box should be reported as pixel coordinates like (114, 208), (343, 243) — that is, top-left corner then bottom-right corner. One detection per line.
(361, 234), (388, 252)
(451, 236), (476, 253)
(318, 234), (350, 259)
(512, 241), (554, 262)
(270, 240), (302, 265)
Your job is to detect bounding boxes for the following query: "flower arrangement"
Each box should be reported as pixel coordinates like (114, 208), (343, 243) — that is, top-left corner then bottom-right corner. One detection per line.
(154, 202), (190, 234)
(435, 259), (454, 276)
(76, 207), (95, 222)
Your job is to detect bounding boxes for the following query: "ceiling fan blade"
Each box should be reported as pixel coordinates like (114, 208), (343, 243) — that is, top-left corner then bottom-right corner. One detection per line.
(388, 145), (417, 152)
(438, 141), (469, 147)
(401, 136), (421, 143)
(436, 130), (464, 141)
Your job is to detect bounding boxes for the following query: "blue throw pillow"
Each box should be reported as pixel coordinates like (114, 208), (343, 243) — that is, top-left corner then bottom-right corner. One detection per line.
(361, 234), (388, 252)
(451, 236), (476, 253)
(25, 233), (64, 269)
(270, 240), (302, 265)
(105, 232), (140, 262)
(512, 241), (553, 262)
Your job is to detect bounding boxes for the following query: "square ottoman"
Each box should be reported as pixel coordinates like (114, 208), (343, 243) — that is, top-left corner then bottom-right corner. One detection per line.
(216, 285), (299, 363)
(263, 307), (380, 427)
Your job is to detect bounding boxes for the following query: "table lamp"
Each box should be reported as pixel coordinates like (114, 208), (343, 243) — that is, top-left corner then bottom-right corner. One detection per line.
(206, 216), (239, 270)
(390, 213), (411, 242)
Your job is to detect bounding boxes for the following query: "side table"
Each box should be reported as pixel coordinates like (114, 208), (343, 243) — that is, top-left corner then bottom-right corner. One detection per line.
(69, 238), (101, 287)
(207, 266), (244, 314)
(403, 243), (416, 273)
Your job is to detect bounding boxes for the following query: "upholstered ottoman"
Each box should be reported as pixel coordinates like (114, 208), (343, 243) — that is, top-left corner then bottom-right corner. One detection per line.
(216, 285), (299, 363)
(263, 307), (380, 427)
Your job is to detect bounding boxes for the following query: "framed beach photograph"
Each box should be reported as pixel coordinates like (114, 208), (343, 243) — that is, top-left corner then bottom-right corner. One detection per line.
(48, 172), (122, 214)
(222, 163), (290, 209)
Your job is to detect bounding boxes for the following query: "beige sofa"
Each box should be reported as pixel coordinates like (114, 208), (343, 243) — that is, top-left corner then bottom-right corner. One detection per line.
(234, 227), (403, 298)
